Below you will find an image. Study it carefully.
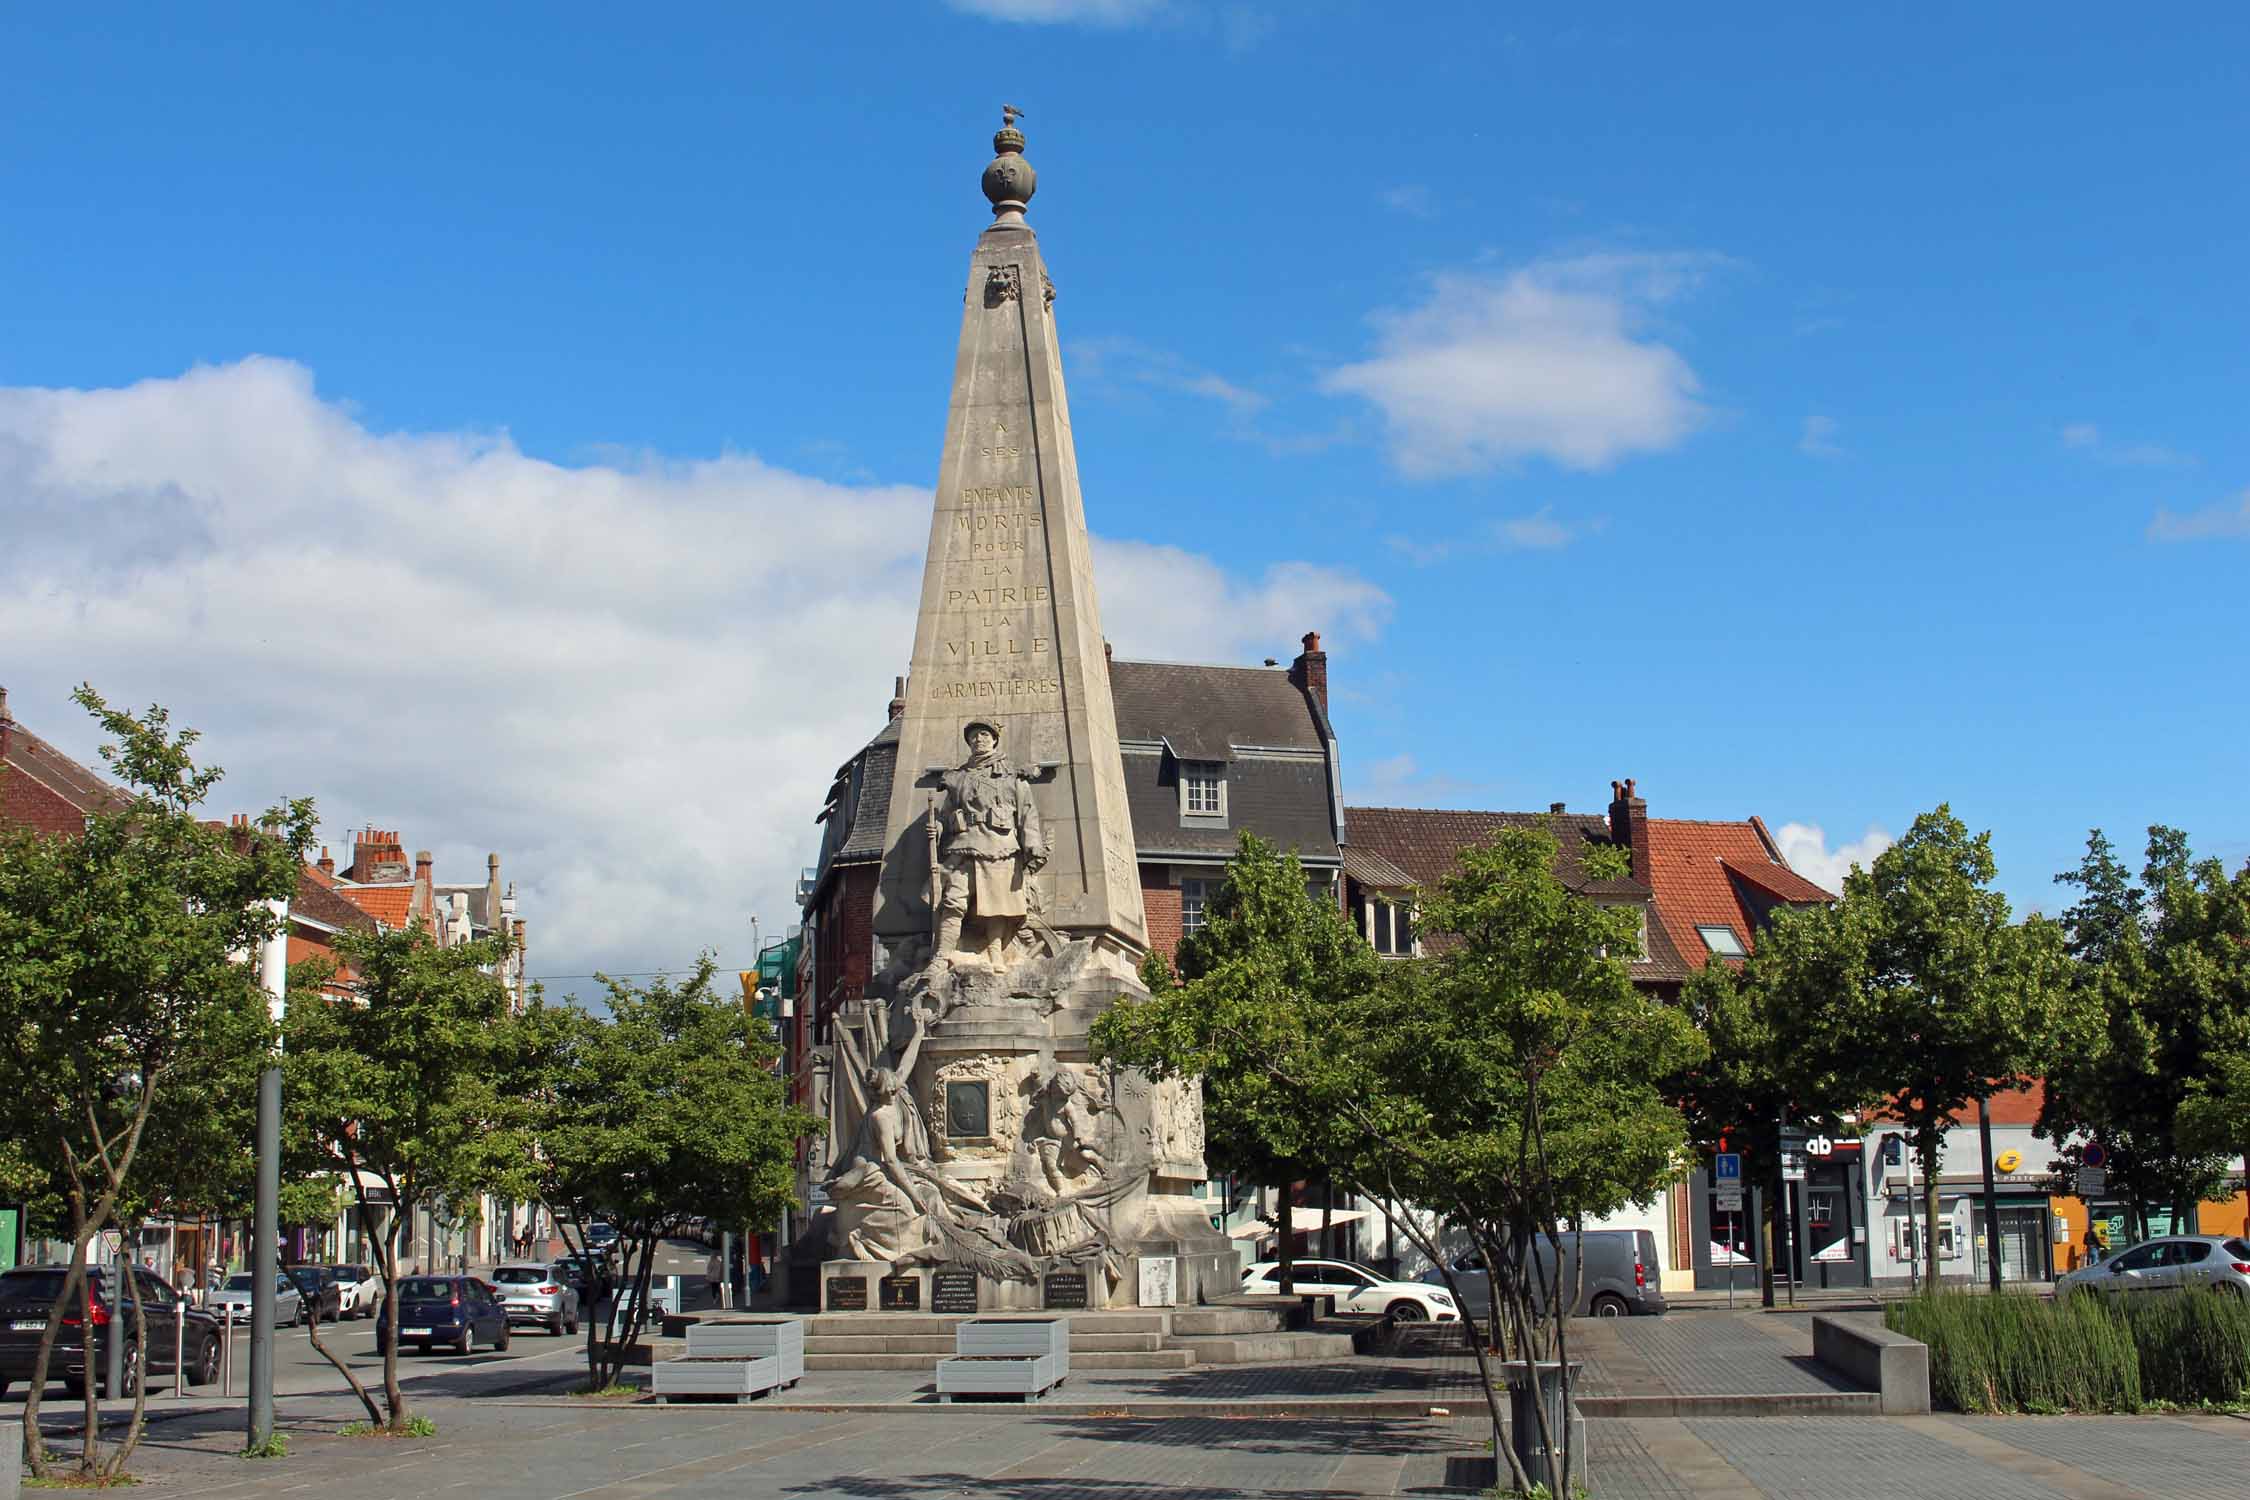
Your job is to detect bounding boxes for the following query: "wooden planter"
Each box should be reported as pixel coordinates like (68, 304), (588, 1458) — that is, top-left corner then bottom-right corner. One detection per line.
(686, 1317), (805, 1387)
(955, 1316), (1069, 1372)
(652, 1354), (782, 1404)
(936, 1351), (1066, 1402)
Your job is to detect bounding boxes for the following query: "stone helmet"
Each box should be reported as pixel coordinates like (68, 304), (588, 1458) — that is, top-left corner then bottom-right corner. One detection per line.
(962, 719), (1002, 746)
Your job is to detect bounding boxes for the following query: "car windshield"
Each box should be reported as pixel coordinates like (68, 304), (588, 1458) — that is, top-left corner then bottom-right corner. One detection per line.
(224, 1274), (258, 1291)
(331, 1266), (369, 1281)
(398, 1278), (454, 1300)
(493, 1268), (546, 1285)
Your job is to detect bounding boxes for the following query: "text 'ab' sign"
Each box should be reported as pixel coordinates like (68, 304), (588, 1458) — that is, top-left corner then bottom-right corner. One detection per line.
(1714, 1152), (1742, 1183)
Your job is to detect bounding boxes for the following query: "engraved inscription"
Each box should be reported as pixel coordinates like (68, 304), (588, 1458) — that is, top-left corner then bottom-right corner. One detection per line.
(942, 583), (1052, 608)
(960, 485), (1036, 507)
(934, 678), (1062, 701)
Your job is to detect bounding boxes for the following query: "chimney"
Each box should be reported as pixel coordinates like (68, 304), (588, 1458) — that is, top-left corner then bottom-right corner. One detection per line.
(0, 684), (11, 757)
(1289, 630), (1328, 715)
(888, 675), (907, 721)
(1103, 641), (1113, 665)
(414, 849), (433, 884)
(317, 847), (335, 876)
(1607, 778), (1650, 881)
(1550, 802), (1566, 815)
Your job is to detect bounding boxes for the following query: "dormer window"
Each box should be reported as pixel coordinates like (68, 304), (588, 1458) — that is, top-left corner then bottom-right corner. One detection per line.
(1180, 763), (1226, 821)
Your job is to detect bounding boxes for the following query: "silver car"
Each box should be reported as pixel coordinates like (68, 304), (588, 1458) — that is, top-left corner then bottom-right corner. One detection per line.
(2056, 1234), (2250, 1300)
(206, 1271), (305, 1326)
(490, 1261), (581, 1335)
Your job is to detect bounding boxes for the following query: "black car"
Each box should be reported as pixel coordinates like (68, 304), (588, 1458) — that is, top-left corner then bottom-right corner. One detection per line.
(0, 1266), (222, 1398)
(375, 1275), (510, 1355)
(284, 1264), (344, 1323)
(551, 1252), (610, 1303)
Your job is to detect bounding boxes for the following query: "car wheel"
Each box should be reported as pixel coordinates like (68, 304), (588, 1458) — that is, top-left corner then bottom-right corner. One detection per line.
(2215, 1282), (2245, 1298)
(565, 1310), (579, 1336)
(1590, 1294), (1629, 1318)
(496, 1323), (511, 1352)
(1386, 1299), (1428, 1322)
(62, 1378), (85, 1399)
(190, 1334), (220, 1387)
(550, 1310), (565, 1337)
(458, 1325), (475, 1356)
(101, 1345), (141, 1399)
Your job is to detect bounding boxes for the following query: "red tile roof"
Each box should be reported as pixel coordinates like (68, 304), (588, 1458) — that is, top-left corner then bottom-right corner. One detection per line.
(337, 884), (414, 928)
(1645, 818), (1832, 972)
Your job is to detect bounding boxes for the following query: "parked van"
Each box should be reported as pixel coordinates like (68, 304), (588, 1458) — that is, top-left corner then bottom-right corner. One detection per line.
(1420, 1228), (1667, 1318)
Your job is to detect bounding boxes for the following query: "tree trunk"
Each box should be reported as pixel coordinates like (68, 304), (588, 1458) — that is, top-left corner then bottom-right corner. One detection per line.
(1275, 1191), (1296, 1297)
(1922, 1132), (1943, 1290)
(1319, 1176), (1334, 1259)
(20, 1199), (96, 1480)
(304, 1284), (383, 1426)
(374, 1210), (408, 1426)
(102, 1272), (152, 1481)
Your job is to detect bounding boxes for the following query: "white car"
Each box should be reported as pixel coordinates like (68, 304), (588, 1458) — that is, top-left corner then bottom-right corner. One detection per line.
(207, 1271), (304, 1326)
(329, 1264), (384, 1320)
(1241, 1258), (1459, 1321)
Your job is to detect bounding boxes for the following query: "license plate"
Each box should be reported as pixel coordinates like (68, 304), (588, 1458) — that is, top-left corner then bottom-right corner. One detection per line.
(401, 1326), (432, 1336)
(11, 1319), (45, 1331)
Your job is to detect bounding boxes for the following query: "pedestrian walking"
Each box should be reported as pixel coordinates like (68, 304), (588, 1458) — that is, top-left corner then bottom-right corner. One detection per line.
(704, 1249), (724, 1307)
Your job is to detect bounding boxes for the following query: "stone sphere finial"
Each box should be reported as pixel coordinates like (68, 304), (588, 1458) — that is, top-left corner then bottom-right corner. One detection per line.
(982, 104), (1036, 224)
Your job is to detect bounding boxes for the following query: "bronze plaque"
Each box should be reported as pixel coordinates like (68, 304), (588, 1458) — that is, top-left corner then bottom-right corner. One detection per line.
(931, 1270), (979, 1315)
(825, 1275), (868, 1311)
(1042, 1271), (1088, 1309)
(879, 1274), (922, 1311)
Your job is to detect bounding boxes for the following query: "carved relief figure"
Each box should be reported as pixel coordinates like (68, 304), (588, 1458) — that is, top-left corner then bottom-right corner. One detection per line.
(929, 720), (1046, 968)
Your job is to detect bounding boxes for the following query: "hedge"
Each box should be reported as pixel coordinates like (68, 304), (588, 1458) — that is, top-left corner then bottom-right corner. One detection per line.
(1886, 1289), (2250, 1412)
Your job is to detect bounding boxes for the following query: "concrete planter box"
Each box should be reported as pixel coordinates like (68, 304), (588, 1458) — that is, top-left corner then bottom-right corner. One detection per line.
(652, 1354), (781, 1404)
(1, 1417), (19, 1500)
(955, 1316), (1069, 1374)
(686, 1317), (804, 1386)
(936, 1350), (1066, 1402)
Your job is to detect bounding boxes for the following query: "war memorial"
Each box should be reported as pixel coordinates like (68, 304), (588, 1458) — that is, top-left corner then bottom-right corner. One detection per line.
(803, 111), (1237, 1316)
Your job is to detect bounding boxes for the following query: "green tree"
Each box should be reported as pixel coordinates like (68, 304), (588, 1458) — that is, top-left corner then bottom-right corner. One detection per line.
(283, 924), (525, 1429)
(1098, 824), (1701, 1497)
(2041, 830), (2250, 1238)
(1769, 806), (2064, 1286)
(0, 686), (308, 1481)
(1667, 938), (1873, 1306)
(518, 959), (819, 1388)
(1096, 833), (1382, 1295)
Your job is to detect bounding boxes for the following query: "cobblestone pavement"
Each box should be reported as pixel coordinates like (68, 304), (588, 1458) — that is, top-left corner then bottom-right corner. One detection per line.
(1570, 1310), (1865, 1398)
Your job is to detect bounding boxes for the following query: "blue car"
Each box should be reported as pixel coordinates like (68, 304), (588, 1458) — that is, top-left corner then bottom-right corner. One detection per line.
(376, 1275), (511, 1355)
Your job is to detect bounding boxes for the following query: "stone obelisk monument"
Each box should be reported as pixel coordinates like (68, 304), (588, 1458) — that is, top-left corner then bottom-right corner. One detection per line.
(813, 112), (1234, 1314)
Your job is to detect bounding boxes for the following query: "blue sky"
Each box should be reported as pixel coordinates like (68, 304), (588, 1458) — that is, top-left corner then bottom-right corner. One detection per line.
(4, 4), (2245, 986)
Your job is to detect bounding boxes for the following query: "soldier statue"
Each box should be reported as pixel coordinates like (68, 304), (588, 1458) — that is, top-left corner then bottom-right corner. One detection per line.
(929, 719), (1046, 967)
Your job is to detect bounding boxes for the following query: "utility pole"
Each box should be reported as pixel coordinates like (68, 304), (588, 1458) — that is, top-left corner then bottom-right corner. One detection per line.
(248, 893), (289, 1451)
(1977, 1096), (2004, 1293)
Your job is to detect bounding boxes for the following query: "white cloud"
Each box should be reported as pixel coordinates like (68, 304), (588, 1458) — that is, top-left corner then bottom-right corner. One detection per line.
(2060, 421), (2194, 468)
(1091, 538), (1391, 662)
(1383, 507), (1580, 565)
(942, 0), (1167, 23)
(1798, 414), (1842, 458)
(0, 359), (1387, 989)
(2148, 488), (2250, 542)
(1069, 337), (1268, 419)
(1772, 821), (1894, 896)
(1321, 253), (1716, 478)
(1343, 752), (1480, 808)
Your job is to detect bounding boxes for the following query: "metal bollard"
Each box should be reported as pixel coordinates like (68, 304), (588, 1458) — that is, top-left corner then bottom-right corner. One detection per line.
(221, 1306), (234, 1398)
(175, 1303), (187, 1402)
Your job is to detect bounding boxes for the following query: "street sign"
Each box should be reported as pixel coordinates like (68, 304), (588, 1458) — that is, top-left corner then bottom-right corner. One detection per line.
(1714, 1188), (1744, 1213)
(1714, 1152), (1742, 1183)
(2076, 1168), (2106, 1198)
(1782, 1152), (1807, 1182)
(2081, 1141), (2108, 1169)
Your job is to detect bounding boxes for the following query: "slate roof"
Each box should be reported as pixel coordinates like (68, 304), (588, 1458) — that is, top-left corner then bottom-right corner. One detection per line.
(294, 868), (379, 934)
(1112, 660), (1337, 864)
(0, 718), (133, 818)
(805, 659), (1340, 904)
(1644, 817), (1833, 973)
(1342, 845), (1416, 889)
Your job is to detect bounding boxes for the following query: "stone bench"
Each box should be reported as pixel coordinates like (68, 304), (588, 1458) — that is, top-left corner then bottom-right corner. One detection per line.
(1812, 1315), (1928, 1415)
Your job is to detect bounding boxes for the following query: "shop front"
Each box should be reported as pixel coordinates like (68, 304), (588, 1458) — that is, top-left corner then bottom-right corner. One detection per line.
(1686, 1141), (1871, 1291)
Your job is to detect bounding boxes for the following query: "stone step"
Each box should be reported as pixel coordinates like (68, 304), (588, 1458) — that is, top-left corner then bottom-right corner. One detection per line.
(808, 1332), (1165, 1355)
(1166, 1306), (1290, 1337)
(1167, 1331), (1358, 1364)
(803, 1347), (1195, 1373)
(804, 1311), (1167, 1338)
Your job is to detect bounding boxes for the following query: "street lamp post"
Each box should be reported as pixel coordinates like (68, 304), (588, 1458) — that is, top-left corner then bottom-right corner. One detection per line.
(248, 895), (288, 1451)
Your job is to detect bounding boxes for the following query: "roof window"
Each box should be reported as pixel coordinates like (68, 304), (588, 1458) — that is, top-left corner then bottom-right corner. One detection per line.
(1698, 924), (1747, 957)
